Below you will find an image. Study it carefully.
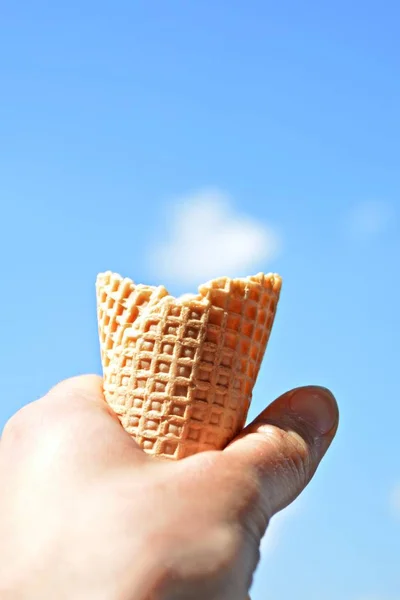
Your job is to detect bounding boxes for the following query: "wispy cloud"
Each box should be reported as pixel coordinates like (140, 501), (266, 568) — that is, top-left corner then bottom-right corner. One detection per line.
(259, 501), (299, 557)
(345, 200), (394, 240)
(389, 482), (400, 519)
(149, 188), (281, 286)
(355, 596), (394, 600)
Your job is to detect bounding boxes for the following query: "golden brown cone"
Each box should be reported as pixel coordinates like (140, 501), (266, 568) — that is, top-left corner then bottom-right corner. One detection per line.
(96, 271), (281, 460)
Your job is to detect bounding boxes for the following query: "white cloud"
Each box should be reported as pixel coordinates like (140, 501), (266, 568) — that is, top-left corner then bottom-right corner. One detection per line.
(389, 482), (400, 518)
(259, 501), (299, 557)
(149, 188), (281, 286)
(346, 200), (394, 239)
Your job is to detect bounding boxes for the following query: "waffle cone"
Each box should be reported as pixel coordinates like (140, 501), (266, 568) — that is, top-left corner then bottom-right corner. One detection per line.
(96, 271), (281, 459)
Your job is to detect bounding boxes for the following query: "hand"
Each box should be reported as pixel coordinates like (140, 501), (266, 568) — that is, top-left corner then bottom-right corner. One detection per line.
(0, 375), (338, 600)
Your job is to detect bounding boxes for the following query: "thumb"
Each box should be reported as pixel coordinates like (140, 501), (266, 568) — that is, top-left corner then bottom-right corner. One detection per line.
(224, 386), (339, 519)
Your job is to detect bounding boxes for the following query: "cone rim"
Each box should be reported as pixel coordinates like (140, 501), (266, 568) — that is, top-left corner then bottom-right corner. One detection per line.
(96, 270), (282, 308)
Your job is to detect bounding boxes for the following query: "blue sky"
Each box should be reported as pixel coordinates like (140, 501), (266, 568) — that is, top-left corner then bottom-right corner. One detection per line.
(1, 2), (399, 598)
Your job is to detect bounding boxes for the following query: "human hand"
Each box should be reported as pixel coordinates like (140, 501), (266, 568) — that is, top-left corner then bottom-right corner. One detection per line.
(0, 375), (338, 600)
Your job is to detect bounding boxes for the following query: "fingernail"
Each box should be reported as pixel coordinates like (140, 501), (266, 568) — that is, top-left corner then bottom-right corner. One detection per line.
(288, 387), (338, 436)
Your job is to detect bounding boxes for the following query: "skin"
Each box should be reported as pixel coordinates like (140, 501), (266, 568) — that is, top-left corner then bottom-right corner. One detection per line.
(0, 375), (338, 600)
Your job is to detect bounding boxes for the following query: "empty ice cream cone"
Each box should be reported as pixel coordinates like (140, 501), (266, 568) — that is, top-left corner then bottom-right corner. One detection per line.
(96, 271), (281, 460)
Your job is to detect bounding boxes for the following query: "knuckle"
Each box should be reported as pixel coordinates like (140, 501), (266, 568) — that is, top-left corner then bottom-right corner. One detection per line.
(260, 423), (315, 486)
(274, 428), (313, 486)
(206, 526), (241, 578)
(47, 375), (102, 405)
(208, 525), (239, 569)
(158, 525), (242, 598)
(2, 395), (70, 448)
(2, 403), (37, 441)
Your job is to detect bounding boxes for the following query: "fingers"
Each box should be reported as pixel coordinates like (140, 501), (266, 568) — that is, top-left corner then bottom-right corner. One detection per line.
(3, 375), (147, 465)
(47, 374), (113, 413)
(44, 374), (146, 455)
(50, 374), (104, 395)
(224, 386), (339, 519)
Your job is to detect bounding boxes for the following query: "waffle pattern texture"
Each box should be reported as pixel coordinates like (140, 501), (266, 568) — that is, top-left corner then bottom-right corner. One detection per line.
(96, 271), (281, 459)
